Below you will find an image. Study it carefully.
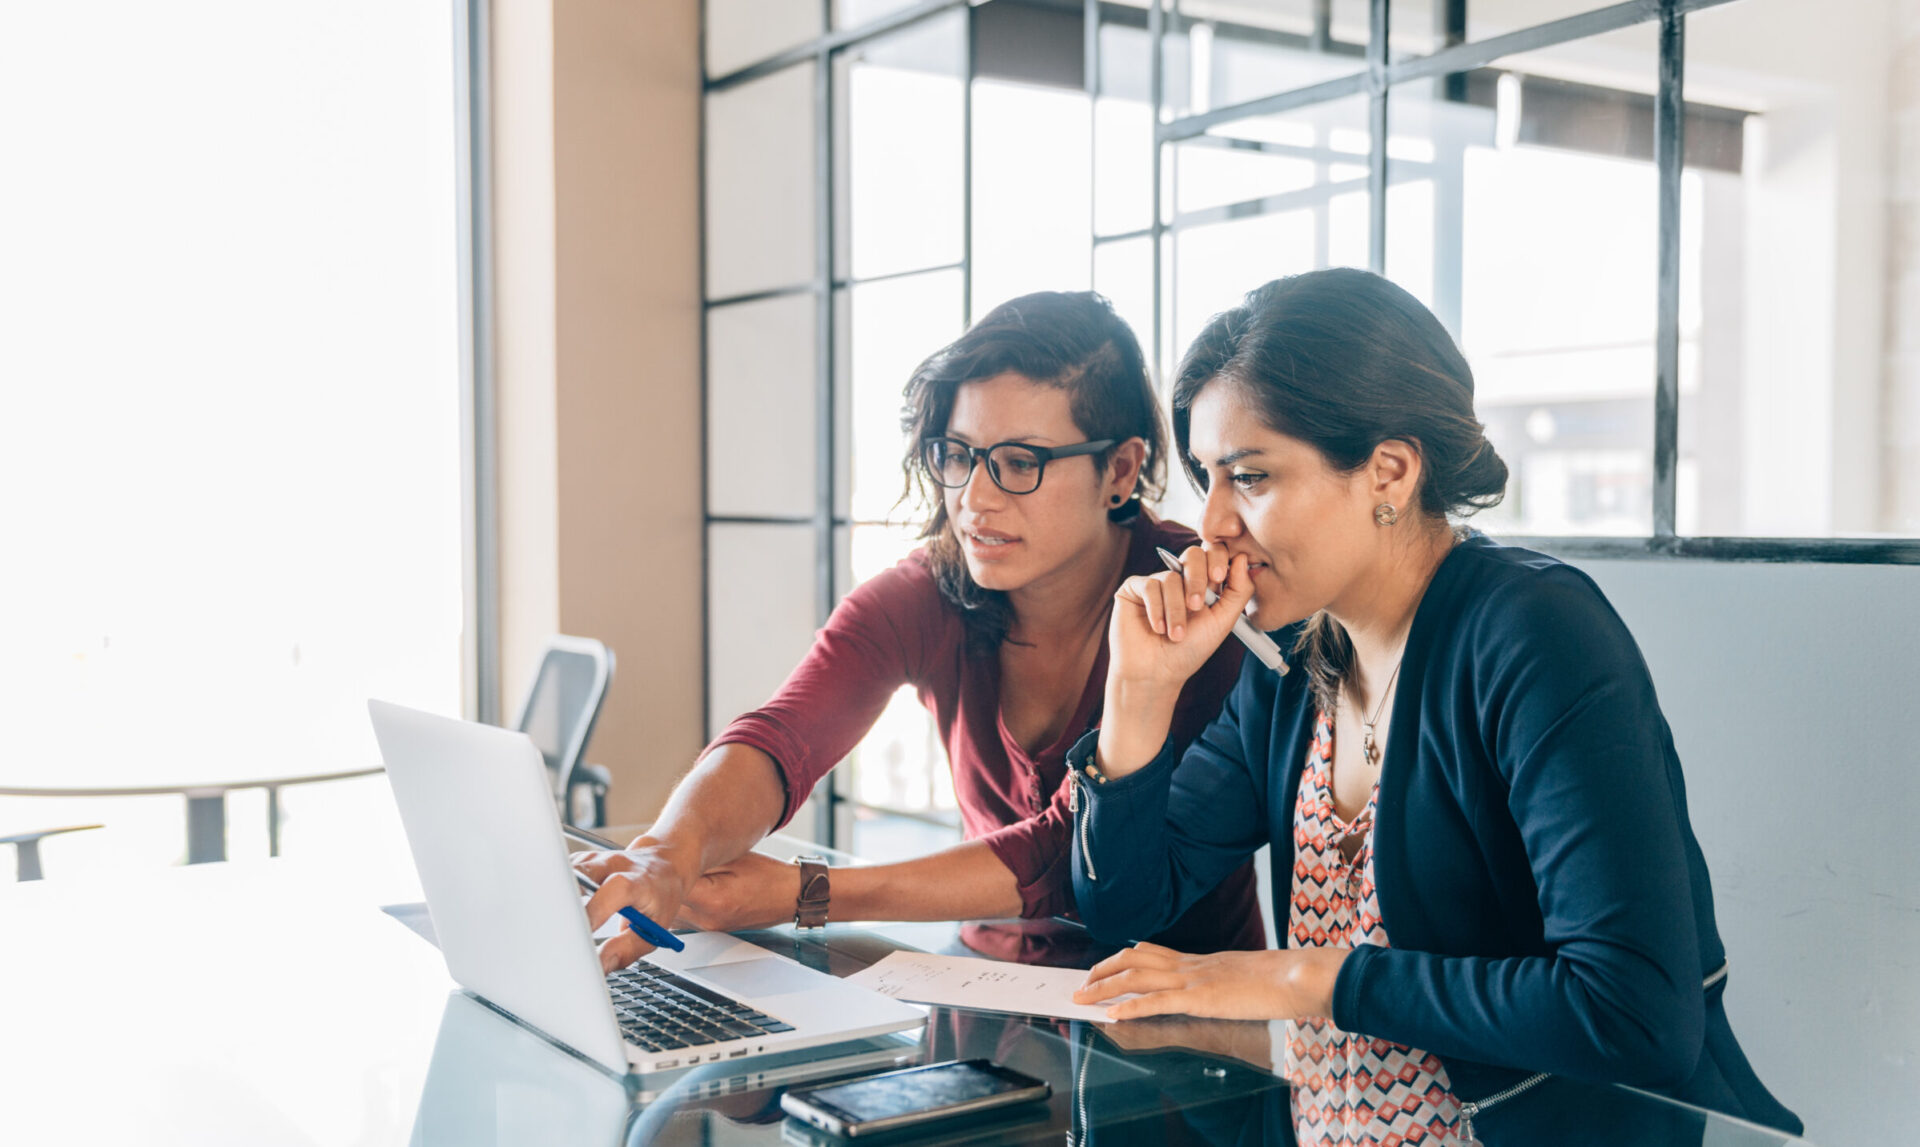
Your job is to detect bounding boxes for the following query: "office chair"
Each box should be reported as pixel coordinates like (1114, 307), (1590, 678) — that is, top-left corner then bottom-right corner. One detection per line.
(2, 823), (102, 881)
(514, 635), (616, 829)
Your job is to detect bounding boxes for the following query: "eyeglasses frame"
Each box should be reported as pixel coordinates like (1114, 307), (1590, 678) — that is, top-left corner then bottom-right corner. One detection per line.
(920, 436), (1117, 495)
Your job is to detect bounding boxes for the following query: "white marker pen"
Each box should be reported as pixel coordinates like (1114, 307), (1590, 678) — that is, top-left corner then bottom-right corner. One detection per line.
(1155, 546), (1288, 675)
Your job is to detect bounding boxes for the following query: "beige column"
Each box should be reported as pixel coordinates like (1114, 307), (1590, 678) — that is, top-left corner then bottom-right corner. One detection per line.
(495, 0), (705, 825)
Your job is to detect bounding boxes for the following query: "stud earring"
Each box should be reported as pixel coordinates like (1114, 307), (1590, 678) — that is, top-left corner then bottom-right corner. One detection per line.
(1373, 502), (1399, 527)
(1111, 494), (1124, 506)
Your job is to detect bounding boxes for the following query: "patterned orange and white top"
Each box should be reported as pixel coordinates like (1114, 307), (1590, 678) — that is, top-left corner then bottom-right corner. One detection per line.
(1284, 709), (1464, 1146)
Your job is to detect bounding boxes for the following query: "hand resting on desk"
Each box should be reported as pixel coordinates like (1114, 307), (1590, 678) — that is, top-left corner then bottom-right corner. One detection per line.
(1072, 940), (1349, 1023)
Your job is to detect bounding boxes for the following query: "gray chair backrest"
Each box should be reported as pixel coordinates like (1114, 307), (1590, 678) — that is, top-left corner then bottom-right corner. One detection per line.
(512, 636), (614, 814)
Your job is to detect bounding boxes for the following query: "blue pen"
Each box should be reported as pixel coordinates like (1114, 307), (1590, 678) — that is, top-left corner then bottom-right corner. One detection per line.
(575, 870), (687, 952)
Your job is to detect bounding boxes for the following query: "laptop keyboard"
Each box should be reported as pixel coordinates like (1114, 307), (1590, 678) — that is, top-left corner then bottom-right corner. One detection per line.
(608, 961), (795, 1054)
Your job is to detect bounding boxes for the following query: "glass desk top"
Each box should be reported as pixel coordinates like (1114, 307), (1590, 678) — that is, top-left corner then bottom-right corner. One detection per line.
(0, 852), (1810, 1146)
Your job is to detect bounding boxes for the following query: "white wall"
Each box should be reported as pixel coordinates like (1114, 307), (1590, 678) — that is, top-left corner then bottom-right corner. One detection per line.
(1575, 556), (1920, 1146)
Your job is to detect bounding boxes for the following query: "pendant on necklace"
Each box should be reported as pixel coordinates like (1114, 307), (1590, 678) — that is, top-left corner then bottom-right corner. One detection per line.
(1361, 725), (1380, 767)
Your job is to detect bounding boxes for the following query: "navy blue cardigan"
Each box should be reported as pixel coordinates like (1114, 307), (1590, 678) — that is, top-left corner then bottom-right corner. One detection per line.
(1068, 534), (1801, 1135)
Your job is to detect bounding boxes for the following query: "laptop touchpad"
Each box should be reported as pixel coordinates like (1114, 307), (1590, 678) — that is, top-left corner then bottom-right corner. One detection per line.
(689, 957), (834, 998)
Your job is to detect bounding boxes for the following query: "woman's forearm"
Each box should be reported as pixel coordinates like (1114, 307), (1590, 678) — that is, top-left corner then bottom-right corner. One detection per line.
(1094, 678), (1181, 778)
(830, 839), (1025, 922)
(631, 743), (789, 879)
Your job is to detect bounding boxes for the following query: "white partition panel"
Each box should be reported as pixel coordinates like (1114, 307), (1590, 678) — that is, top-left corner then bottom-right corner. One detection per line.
(706, 523), (818, 742)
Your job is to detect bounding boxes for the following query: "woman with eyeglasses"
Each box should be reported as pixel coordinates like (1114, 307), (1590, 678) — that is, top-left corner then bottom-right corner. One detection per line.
(574, 291), (1264, 971)
(1066, 269), (1801, 1140)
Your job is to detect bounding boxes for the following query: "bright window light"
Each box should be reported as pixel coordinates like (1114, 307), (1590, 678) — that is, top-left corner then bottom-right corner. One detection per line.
(0, 2), (465, 875)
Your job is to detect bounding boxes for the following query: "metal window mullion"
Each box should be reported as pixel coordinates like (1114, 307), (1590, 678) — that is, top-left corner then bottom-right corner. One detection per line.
(1161, 71), (1371, 144)
(705, 282), (817, 309)
(1430, 0), (1468, 335)
(706, 514), (818, 526)
(1160, 1), (1662, 146)
(1174, 176), (1374, 230)
(1149, 0), (1165, 380)
(962, 7), (974, 324)
(1653, 3), (1683, 541)
(1366, 0), (1387, 274)
(838, 260), (966, 292)
(1384, 1), (1663, 89)
(708, 0), (967, 93)
(1503, 535), (1920, 565)
(814, 42), (840, 847)
(455, 0), (499, 726)
(698, 2), (714, 740)
(1086, 0), (1099, 289)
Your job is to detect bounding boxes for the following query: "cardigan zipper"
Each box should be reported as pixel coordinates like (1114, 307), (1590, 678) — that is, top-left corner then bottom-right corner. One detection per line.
(1068, 770), (1096, 882)
(1456, 1071), (1547, 1145)
(1066, 1022), (1094, 1147)
(1455, 959), (1731, 1144)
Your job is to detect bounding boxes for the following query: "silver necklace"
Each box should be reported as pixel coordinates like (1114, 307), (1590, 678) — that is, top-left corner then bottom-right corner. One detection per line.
(1356, 657), (1403, 768)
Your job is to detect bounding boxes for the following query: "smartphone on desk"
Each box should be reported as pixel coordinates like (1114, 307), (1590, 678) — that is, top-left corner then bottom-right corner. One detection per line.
(779, 1058), (1050, 1138)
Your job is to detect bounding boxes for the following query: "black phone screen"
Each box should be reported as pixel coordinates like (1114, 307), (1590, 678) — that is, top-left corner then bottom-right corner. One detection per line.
(802, 1061), (1032, 1123)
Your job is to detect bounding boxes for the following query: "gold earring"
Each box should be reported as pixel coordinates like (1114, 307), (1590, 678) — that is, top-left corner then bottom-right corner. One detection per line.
(1373, 502), (1399, 527)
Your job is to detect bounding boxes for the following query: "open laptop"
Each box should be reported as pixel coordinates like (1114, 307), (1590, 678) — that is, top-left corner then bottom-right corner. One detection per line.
(369, 700), (926, 1078)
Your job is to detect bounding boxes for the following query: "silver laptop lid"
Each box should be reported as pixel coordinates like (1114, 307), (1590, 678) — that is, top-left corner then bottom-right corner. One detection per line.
(370, 699), (629, 1074)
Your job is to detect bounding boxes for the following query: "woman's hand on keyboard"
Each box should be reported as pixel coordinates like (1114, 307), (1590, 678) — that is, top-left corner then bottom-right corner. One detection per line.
(573, 842), (693, 972)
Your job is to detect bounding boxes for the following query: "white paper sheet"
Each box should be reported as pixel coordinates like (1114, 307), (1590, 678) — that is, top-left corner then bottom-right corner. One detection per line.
(844, 951), (1133, 1023)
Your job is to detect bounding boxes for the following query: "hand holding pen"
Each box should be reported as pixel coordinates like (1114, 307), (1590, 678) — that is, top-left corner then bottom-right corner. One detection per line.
(1097, 546), (1277, 780)
(571, 829), (690, 970)
(576, 869), (686, 953)
(1154, 547), (1287, 674)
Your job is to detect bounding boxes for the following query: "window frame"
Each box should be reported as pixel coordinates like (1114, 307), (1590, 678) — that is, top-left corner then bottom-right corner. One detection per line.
(698, 0), (1920, 845)
(702, 0), (976, 845)
(458, 0), (502, 724)
(1149, 0), (1920, 564)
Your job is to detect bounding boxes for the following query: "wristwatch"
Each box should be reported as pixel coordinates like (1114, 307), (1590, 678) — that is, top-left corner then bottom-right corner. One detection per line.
(793, 855), (831, 930)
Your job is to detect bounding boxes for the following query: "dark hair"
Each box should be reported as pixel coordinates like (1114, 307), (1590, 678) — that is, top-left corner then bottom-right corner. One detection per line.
(900, 291), (1166, 654)
(1169, 268), (1509, 715)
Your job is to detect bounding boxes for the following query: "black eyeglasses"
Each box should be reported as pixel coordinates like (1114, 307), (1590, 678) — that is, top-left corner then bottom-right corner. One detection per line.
(920, 437), (1115, 495)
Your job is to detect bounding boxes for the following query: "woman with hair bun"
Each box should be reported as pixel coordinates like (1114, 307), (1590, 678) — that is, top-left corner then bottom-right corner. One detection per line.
(1069, 269), (1800, 1141)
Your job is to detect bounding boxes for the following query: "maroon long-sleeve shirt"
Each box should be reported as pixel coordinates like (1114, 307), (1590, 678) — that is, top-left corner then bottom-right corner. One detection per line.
(710, 514), (1266, 954)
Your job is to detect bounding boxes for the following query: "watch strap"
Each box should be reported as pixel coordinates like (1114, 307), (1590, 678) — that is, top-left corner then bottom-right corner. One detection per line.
(793, 856), (831, 929)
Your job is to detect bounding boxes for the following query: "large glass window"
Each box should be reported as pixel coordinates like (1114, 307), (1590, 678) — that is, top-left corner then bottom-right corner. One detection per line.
(1677, 0), (1909, 538)
(1385, 30), (1663, 536)
(702, 0), (1920, 851)
(0, 1), (468, 876)
(704, 4), (976, 853)
(1150, 0), (1917, 552)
